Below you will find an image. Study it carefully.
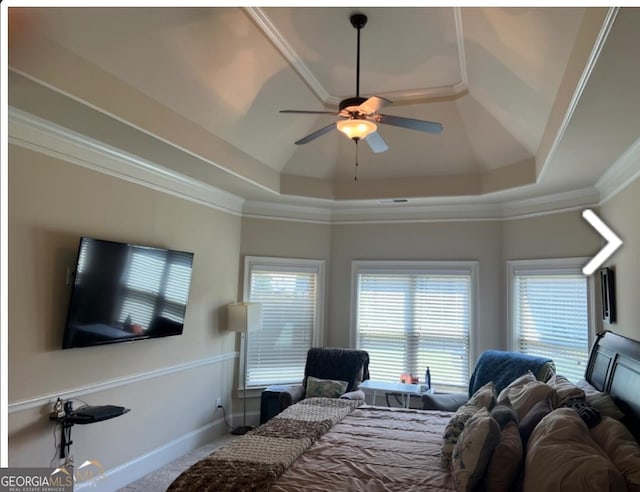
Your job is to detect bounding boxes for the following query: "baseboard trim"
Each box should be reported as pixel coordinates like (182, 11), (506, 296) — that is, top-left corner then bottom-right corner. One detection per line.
(79, 409), (260, 491)
(8, 352), (238, 414)
(77, 417), (226, 491)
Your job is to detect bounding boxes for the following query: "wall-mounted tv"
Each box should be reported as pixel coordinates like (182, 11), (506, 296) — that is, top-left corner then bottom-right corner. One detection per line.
(63, 237), (194, 349)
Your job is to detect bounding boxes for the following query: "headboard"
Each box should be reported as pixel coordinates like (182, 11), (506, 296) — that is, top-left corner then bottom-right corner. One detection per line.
(585, 330), (640, 440)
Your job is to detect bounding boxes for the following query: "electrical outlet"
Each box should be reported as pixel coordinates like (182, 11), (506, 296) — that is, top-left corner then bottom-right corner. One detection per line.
(215, 398), (222, 408)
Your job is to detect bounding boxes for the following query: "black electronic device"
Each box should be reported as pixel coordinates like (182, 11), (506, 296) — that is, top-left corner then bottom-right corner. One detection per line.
(63, 237), (194, 349)
(68, 405), (129, 423)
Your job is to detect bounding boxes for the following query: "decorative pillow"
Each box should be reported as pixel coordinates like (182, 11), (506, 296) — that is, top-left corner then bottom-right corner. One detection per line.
(452, 408), (501, 492)
(467, 381), (497, 409)
(497, 371), (536, 401)
(490, 397), (519, 429)
(498, 378), (557, 421)
(576, 379), (625, 420)
(590, 416), (640, 490)
(484, 420), (523, 491)
(524, 408), (626, 492)
(547, 374), (585, 406)
(519, 395), (554, 446)
(305, 376), (348, 398)
(564, 399), (601, 429)
(440, 382), (497, 470)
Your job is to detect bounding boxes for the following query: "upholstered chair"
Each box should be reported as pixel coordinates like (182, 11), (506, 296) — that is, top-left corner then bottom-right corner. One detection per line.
(422, 350), (555, 412)
(279, 347), (370, 411)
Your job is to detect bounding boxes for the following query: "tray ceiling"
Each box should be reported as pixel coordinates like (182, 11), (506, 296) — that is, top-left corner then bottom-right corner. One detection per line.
(7, 7), (640, 210)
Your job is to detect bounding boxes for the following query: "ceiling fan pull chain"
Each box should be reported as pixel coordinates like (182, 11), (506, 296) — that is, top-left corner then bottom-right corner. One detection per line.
(354, 139), (359, 181)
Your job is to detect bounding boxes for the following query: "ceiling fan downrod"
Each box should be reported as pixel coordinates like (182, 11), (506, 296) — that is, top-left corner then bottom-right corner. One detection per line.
(350, 13), (367, 98)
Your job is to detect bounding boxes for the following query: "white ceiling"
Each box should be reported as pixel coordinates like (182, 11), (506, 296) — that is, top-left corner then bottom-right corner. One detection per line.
(7, 7), (640, 213)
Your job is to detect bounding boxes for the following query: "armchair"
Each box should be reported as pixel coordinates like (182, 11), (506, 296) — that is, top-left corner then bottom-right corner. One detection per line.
(422, 350), (555, 412)
(279, 347), (370, 411)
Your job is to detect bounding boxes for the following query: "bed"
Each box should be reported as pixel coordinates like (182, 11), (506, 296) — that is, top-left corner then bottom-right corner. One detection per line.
(168, 330), (640, 491)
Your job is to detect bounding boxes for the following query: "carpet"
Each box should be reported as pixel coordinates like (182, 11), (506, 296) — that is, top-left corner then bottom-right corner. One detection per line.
(118, 434), (237, 491)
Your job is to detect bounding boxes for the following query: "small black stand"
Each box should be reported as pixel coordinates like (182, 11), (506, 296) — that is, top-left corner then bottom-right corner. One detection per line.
(50, 402), (130, 460)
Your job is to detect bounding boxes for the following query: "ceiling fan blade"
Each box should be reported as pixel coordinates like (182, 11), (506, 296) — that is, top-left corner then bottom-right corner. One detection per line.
(365, 132), (389, 154)
(358, 96), (392, 115)
(280, 110), (339, 115)
(294, 122), (337, 145)
(375, 113), (443, 134)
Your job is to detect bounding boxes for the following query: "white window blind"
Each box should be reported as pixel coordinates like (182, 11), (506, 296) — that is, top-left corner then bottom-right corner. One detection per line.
(354, 262), (476, 392)
(510, 260), (591, 382)
(244, 258), (324, 388)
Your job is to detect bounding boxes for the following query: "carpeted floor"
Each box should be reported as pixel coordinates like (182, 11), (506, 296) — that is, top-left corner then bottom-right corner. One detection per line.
(118, 433), (237, 491)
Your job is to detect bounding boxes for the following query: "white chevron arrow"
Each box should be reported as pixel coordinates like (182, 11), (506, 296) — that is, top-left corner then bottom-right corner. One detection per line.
(582, 209), (623, 275)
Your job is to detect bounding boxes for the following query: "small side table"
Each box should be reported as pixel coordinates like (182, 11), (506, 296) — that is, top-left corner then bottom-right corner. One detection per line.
(359, 380), (432, 408)
(260, 385), (296, 424)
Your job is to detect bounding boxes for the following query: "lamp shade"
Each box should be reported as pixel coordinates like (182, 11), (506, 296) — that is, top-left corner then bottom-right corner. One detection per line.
(337, 118), (377, 140)
(227, 302), (262, 333)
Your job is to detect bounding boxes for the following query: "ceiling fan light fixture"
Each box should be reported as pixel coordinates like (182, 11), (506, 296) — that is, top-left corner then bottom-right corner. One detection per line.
(337, 119), (377, 140)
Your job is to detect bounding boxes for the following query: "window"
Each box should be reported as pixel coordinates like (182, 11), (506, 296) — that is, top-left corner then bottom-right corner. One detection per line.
(508, 259), (594, 382)
(352, 261), (478, 392)
(243, 256), (325, 388)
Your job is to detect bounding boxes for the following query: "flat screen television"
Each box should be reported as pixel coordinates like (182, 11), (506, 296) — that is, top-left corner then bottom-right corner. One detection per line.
(62, 237), (194, 349)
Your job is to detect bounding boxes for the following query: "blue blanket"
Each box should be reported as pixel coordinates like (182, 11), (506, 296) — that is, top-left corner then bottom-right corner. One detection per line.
(468, 350), (553, 396)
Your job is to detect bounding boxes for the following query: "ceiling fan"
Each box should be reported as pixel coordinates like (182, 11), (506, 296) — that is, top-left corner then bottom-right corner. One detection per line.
(280, 13), (444, 154)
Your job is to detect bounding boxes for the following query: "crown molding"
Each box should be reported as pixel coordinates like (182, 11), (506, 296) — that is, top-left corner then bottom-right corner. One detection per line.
(8, 107), (245, 217)
(454, 7), (469, 88)
(537, 7), (619, 182)
(500, 187), (599, 220)
(244, 7), (330, 104)
(242, 186), (600, 224)
(7, 107), (614, 225)
(596, 136), (640, 205)
(247, 6), (468, 108)
(243, 200), (332, 224)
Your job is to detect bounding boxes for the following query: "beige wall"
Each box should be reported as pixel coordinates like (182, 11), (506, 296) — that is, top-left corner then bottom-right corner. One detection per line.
(329, 221), (504, 358)
(600, 177), (640, 341)
(502, 210), (600, 261)
(242, 211), (605, 368)
(8, 145), (241, 477)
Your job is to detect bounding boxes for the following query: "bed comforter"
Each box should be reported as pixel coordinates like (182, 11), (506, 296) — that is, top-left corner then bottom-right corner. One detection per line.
(168, 399), (455, 492)
(272, 405), (455, 491)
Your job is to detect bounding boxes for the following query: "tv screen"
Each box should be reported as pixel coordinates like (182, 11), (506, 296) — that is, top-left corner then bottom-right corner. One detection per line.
(63, 237), (194, 349)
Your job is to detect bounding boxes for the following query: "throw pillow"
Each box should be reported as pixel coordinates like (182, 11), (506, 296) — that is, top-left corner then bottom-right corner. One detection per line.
(525, 408), (626, 491)
(497, 371), (537, 403)
(519, 395), (554, 446)
(484, 420), (523, 491)
(547, 374), (585, 406)
(490, 397), (519, 429)
(452, 408), (501, 492)
(564, 399), (601, 429)
(467, 381), (497, 409)
(440, 382), (497, 470)
(305, 376), (348, 398)
(576, 379), (625, 420)
(498, 379), (557, 421)
(590, 416), (640, 491)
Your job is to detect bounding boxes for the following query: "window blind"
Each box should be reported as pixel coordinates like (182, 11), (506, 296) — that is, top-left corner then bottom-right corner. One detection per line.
(356, 270), (471, 391)
(513, 271), (589, 382)
(245, 264), (320, 387)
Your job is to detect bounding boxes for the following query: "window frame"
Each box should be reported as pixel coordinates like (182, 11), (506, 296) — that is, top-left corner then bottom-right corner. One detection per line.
(242, 255), (326, 389)
(350, 260), (479, 389)
(506, 258), (596, 373)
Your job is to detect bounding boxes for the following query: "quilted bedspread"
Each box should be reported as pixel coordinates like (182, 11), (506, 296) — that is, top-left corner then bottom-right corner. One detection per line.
(167, 397), (363, 492)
